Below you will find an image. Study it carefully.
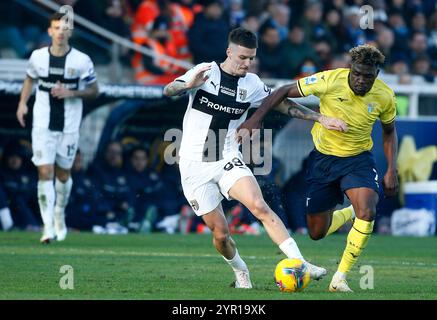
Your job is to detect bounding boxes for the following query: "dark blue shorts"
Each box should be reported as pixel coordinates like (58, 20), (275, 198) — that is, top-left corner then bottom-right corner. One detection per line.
(305, 149), (380, 214)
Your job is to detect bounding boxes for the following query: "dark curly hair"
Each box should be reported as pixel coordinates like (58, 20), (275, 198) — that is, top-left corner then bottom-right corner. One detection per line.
(349, 44), (385, 67)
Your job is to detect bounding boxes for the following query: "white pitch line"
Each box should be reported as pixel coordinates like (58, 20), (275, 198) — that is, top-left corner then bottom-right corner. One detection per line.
(4, 247), (437, 268)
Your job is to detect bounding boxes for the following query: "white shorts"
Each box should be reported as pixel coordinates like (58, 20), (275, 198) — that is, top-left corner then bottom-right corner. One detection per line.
(31, 127), (79, 169)
(179, 156), (254, 216)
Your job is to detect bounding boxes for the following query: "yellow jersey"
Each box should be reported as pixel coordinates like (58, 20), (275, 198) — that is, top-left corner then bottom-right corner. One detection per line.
(297, 68), (396, 157)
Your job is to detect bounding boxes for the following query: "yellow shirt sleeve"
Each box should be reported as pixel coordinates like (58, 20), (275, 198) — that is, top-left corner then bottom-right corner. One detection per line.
(380, 90), (397, 124)
(297, 71), (329, 98)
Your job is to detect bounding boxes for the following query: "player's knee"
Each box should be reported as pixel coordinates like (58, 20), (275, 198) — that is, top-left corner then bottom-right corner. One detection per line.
(308, 228), (326, 241)
(56, 172), (70, 183)
(356, 207), (375, 221)
(249, 198), (270, 219)
(38, 167), (54, 180)
(213, 232), (231, 248)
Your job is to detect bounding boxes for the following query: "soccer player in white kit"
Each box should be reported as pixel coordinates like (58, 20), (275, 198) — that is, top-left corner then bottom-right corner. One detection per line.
(16, 13), (99, 243)
(163, 28), (347, 288)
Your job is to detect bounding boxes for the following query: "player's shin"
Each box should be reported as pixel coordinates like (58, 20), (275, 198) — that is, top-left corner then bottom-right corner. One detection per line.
(38, 180), (56, 239)
(326, 205), (355, 236)
(54, 177), (72, 241)
(338, 218), (374, 275)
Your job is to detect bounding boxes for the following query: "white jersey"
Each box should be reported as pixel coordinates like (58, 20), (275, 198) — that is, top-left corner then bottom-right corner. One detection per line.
(26, 46), (97, 133)
(177, 61), (271, 162)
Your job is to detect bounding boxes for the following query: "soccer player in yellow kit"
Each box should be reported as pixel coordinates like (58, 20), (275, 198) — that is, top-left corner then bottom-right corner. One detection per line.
(237, 45), (399, 292)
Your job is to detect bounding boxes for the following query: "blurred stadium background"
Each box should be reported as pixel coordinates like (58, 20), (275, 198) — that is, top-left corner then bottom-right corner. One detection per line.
(0, 0), (436, 238)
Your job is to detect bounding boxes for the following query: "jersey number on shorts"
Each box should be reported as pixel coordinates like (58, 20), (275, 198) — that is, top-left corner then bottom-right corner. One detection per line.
(67, 144), (76, 157)
(224, 158), (244, 171)
(373, 168), (379, 188)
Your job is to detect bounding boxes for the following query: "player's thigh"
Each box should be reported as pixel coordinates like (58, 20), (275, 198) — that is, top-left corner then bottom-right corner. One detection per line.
(226, 175), (264, 211)
(341, 156), (380, 220)
(219, 157), (257, 204)
(31, 128), (57, 167)
(305, 149), (344, 215)
(183, 182), (224, 217)
(306, 182), (343, 216)
(55, 132), (79, 170)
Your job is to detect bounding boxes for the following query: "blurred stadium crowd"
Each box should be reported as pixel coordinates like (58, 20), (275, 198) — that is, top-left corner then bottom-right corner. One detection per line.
(0, 0), (436, 235)
(1, 0), (436, 83)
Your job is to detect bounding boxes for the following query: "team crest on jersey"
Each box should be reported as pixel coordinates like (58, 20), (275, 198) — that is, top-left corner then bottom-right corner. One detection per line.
(367, 103), (376, 113)
(304, 75), (317, 85)
(67, 68), (78, 77)
(189, 200), (199, 211)
(238, 88), (247, 101)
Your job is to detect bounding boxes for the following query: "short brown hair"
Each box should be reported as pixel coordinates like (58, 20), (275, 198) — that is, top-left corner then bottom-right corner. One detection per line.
(48, 12), (65, 27)
(349, 44), (385, 67)
(228, 27), (258, 49)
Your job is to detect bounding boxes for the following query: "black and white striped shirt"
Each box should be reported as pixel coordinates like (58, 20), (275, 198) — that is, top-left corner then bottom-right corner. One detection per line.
(177, 61), (271, 162)
(26, 46), (97, 133)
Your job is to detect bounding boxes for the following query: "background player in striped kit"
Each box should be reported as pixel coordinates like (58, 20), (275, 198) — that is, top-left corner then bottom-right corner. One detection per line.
(16, 12), (99, 243)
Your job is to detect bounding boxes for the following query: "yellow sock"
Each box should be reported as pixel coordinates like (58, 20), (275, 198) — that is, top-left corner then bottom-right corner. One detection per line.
(338, 218), (374, 274)
(326, 205), (354, 236)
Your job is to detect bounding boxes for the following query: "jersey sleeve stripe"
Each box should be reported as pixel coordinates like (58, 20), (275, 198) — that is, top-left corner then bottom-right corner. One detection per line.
(84, 75), (97, 83)
(297, 79), (305, 97)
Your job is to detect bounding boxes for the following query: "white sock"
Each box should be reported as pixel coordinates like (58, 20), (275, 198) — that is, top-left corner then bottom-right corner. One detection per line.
(0, 207), (13, 230)
(279, 237), (305, 261)
(38, 180), (55, 229)
(334, 270), (346, 280)
(54, 177), (73, 216)
(223, 249), (248, 272)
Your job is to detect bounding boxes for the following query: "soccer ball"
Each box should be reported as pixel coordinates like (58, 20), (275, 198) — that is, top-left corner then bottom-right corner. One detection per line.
(274, 258), (310, 292)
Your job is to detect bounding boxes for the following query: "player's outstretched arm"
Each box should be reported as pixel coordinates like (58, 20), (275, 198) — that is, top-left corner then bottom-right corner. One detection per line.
(237, 83), (301, 141)
(274, 99), (348, 132)
(163, 64), (211, 97)
(382, 121), (399, 197)
(17, 76), (35, 127)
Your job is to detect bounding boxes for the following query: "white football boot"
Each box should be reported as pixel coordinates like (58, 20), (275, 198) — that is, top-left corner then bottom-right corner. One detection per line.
(329, 272), (353, 292)
(40, 225), (56, 244)
(234, 270), (253, 289)
(304, 261), (328, 280)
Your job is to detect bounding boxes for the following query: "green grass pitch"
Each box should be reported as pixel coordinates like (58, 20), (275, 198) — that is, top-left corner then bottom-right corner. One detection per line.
(1, 231), (436, 300)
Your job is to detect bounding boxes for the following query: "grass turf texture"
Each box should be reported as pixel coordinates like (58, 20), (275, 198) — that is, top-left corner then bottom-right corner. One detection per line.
(1, 231), (436, 300)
